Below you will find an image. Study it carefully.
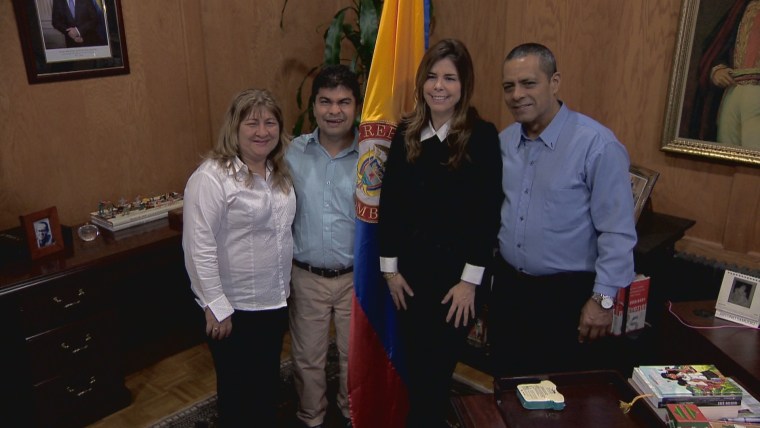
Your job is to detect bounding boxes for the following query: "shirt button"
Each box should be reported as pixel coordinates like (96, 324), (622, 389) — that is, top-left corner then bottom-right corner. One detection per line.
(524, 189), (528, 194)
(530, 161), (536, 166)
(519, 216), (524, 221)
(517, 243), (522, 248)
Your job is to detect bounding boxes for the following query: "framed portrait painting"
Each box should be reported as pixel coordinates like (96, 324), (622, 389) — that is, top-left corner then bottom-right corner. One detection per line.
(20, 206), (66, 260)
(661, 0), (760, 166)
(12, 0), (129, 84)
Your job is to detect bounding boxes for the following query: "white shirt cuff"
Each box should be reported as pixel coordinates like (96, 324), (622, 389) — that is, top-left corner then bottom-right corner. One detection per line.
(380, 257), (398, 273)
(462, 263), (485, 286)
(197, 295), (235, 322)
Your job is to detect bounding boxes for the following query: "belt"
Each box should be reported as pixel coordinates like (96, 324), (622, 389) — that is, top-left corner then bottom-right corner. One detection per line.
(293, 260), (353, 278)
(495, 253), (594, 286)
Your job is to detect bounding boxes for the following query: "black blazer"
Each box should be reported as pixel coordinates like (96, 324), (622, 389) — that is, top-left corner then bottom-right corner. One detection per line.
(378, 114), (504, 288)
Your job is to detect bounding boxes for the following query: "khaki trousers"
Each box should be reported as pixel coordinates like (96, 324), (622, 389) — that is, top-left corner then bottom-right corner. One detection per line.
(289, 265), (353, 426)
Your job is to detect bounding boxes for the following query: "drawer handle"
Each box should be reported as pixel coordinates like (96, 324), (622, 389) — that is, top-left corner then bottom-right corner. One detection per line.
(60, 333), (92, 354)
(51, 288), (86, 309)
(65, 376), (96, 397)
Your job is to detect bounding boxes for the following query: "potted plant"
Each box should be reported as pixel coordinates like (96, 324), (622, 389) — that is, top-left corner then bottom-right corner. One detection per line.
(281, 0), (380, 134)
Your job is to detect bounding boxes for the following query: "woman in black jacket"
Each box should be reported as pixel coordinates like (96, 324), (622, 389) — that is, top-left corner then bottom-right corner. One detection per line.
(378, 38), (503, 428)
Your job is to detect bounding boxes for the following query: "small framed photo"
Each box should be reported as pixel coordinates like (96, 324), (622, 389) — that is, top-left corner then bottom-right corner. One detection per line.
(715, 270), (760, 328)
(19, 206), (65, 260)
(629, 165), (660, 222)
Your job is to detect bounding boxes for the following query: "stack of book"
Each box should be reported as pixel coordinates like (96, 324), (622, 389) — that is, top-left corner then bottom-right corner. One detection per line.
(612, 273), (650, 336)
(665, 403), (760, 427)
(90, 193), (184, 232)
(630, 364), (743, 421)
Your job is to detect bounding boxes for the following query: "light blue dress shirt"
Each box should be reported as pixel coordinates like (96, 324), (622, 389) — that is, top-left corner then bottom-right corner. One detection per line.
(498, 103), (637, 296)
(286, 128), (358, 270)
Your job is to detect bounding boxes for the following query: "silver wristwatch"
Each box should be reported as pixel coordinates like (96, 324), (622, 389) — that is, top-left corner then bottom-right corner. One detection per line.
(591, 292), (614, 310)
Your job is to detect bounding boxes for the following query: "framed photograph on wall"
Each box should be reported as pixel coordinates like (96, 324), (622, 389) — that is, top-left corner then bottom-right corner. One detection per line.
(629, 165), (660, 222)
(12, 0), (129, 84)
(715, 270), (760, 328)
(20, 206), (65, 260)
(660, 0), (760, 166)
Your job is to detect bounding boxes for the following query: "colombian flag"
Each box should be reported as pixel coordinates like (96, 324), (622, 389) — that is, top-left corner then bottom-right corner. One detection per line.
(349, 1), (429, 427)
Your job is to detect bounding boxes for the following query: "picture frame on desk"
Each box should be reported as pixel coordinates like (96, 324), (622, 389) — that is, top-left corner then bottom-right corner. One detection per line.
(19, 206), (65, 260)
(715, 270), (760, 328)
(11, 0), (129, 84)
(630, 165), (659, 223)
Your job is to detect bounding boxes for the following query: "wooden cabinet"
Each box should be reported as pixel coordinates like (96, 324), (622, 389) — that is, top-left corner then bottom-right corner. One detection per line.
(0, 219), (204, 427)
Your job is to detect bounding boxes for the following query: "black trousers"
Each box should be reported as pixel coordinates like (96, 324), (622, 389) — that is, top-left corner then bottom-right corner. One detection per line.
(398, 245), (473, 428)
(489, 255), (612, 378)
(207, 307), (288, 428)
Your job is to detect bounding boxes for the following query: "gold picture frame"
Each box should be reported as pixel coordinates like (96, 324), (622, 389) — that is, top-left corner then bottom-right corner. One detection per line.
(660, 0), (760, 166)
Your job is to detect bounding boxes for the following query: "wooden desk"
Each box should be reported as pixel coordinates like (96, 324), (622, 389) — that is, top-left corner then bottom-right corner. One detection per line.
(634, 211), (696, 269)
(451, 394), (506, 428)
(452, 371), (663, 427)
(662, 300), (760, 397)
(0, 219), (203, 427)
(633, 211), (695, 319)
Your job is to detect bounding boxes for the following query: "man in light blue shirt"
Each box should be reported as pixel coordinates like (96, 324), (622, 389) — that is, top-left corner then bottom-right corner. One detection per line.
(490, 43), (637, 377)
(286, 65), (360, 428)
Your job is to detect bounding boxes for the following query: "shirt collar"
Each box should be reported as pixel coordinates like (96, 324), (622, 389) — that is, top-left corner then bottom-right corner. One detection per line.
(421, 119), (451, 142)
(230, 156), (271, 179)
(519, 102), (567, 150)
(307, 127), (360, 156)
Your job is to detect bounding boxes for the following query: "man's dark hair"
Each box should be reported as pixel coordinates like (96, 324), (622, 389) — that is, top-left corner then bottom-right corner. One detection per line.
(505, 43), (557, 77)
(310, 64), (361, 105)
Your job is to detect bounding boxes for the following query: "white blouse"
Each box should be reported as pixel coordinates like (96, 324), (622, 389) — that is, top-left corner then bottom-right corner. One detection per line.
(183, 157), (296, 322)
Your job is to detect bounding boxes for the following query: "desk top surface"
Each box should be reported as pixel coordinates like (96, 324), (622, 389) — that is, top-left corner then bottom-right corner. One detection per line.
(453, 371), (663, 427)
(0, 219), (181, 294)
(667, 300), (760, 395)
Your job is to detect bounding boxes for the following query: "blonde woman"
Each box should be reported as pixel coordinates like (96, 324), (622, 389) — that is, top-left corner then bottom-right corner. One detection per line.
(183, 88), (295, 427)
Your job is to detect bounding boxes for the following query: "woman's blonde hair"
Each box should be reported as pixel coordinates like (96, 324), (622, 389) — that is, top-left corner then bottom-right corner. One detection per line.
(404, 38), (479, 169)
(208, 88), (292, 192)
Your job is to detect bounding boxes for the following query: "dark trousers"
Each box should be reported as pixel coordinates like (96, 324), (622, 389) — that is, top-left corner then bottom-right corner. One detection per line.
(398, 247), (472, 428)
(207, 307), (288, 428)
(398, 297), (469, 428)
(489, 255), (612, 378)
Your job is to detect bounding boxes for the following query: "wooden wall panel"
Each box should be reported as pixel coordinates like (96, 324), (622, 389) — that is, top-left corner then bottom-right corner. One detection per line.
(0, 1), (212, 228)
(429, 2), (508, 125)
(0, 0), (758, 265)
(200, 0), (348, 138)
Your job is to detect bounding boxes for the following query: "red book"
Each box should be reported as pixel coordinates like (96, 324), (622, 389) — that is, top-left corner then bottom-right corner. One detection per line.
(665, 403), (710, 428)
(612, 274), (650, 336)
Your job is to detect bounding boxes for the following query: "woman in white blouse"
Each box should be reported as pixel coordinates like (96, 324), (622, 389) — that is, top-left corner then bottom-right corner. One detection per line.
(183, 88), (296, 427)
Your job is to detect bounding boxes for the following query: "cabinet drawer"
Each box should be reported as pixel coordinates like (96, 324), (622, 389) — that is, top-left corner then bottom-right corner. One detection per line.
(18, 270), (116, 335)
(26, 312), (120, 383)
(32, 369), (130, 428)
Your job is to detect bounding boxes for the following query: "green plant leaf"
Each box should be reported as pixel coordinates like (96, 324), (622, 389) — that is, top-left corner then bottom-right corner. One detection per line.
(292, 110), (306, 137)
(294, 65), (321, 110)
(358, 0), (379, 47)
(324, 8), (349, 65)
